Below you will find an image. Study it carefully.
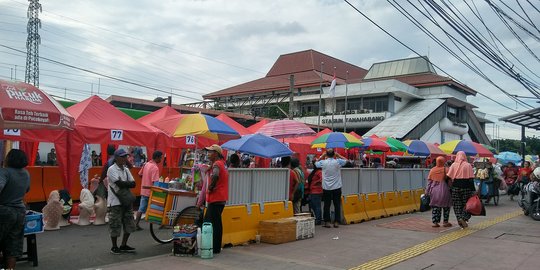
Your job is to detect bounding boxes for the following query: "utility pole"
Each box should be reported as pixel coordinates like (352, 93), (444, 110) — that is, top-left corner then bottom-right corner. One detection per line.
(289, 75), (294, 120)
(317, 62), (324, 132)
(344, 70), (349, 133)
(25, 0), (42, 87)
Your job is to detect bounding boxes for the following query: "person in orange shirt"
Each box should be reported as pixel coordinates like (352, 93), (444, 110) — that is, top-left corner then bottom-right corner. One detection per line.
(135, 150), (163, 230)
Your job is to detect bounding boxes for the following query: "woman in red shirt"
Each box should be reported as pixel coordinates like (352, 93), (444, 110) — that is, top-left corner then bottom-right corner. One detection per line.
(518, 161), (533, 186)
(307, 161), (323, 225)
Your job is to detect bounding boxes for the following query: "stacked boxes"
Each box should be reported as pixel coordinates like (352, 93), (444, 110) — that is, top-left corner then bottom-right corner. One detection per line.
(259, 215), (315, 244)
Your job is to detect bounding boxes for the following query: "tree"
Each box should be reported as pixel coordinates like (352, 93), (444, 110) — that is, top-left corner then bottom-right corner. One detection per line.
(492, 136), (540, 155)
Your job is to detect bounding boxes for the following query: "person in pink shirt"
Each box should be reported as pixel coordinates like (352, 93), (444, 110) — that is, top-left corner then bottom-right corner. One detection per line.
(135, 150), (163, 230)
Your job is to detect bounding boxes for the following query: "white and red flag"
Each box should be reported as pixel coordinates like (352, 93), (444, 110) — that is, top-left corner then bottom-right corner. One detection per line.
(329, 73), (337, 97)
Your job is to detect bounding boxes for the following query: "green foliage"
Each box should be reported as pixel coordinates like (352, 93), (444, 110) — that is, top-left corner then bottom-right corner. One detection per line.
(492, 136), (540, 155)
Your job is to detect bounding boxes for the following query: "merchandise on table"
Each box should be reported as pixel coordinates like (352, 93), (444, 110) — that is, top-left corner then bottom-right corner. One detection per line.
(172, 224), (198, 256)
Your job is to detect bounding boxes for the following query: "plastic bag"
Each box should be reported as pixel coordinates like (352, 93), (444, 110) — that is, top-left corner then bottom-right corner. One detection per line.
(419, 194), (431, 212)
(465, 194), (484, 215)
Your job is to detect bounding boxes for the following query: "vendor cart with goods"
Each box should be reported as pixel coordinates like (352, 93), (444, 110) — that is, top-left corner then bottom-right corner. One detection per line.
(145, 171), (203, 244)
(474, 161), (500, 205)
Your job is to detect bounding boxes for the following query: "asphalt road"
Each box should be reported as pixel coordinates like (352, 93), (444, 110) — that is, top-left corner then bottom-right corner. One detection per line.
(17, 220), (171, 270)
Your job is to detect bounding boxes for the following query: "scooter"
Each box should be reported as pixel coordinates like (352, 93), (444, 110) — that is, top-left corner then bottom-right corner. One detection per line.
(518, 182), (540, 221)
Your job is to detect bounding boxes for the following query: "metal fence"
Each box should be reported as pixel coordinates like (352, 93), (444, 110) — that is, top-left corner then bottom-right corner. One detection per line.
(227, 167), (429, 206)
(227, 168), (289, 206)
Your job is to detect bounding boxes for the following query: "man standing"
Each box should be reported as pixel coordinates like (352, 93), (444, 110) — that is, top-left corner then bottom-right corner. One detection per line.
(203, 144), (228, 254)
(47, 148), (57, 165)
(315, 148), (346, 228)
(135, 150), (163, 230)
(107, 149), (137, 254)
(0, 149), (30, 269)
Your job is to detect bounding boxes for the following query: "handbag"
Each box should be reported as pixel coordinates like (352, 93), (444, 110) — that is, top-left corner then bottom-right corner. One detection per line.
(465, 194), (485, 215)
(111, 186), (135, 207)
(93, 180), (108, 199)
(420, 194), (431, 212)
(110, 170), (136, 207)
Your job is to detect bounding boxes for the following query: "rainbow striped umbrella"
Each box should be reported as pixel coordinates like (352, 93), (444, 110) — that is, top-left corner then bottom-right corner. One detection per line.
(311, 132), (363, 149)
(151, 114), (240, 141)
(360, 137), (397, 152)
(403, 140), (446, 156)
(381, 137), (408, 152)
(438, 140), (493, 157)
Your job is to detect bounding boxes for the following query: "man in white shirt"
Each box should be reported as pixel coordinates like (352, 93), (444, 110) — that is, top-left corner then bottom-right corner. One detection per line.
(315, 148), (347, 228)
(107, 149), (137, 254)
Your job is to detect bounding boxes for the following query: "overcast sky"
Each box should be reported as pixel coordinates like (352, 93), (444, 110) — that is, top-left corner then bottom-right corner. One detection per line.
(1, 0), (539, 140)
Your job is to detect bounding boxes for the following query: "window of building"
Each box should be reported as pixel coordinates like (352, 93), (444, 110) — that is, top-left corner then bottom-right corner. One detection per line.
(335, 96), (388, 113)
(300, 101), (320, 116)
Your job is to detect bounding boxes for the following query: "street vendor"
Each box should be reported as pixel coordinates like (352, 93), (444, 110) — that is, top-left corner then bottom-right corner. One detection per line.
(202, 144), (228, 254)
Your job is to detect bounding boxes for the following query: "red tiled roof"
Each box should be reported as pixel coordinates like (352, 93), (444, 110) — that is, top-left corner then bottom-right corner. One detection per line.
(203, 49), (367, 99)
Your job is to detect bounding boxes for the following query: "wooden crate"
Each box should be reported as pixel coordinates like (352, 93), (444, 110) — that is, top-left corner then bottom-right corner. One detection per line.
(259, 218), (297, 244)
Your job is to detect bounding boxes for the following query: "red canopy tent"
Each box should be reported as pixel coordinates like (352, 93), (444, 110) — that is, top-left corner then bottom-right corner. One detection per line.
(247, 118), (272, 133)
(285, 128), (332, 168)
(216, 114), (251, 136)
(61, 96), (158, 190)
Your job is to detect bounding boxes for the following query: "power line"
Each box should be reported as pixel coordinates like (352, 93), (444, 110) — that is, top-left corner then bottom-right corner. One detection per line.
(0, 43), (203, 102)
(342, 0), (524, 113)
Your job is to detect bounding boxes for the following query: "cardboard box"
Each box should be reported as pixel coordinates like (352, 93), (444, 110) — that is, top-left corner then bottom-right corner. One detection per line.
(259, 216), (315, 244)
(259, 218), (297, 244)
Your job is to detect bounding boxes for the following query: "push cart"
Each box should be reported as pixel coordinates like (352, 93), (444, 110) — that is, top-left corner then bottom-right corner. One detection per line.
(474, 161), (500, 206)
(144, 186), (202, 243)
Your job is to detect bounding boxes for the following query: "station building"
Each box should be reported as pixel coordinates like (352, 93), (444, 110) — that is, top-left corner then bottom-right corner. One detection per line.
(202, 49), (491, 144)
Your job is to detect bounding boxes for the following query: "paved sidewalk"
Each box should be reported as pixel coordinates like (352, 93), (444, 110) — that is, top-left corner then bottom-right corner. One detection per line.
(89, 196), (538, 270)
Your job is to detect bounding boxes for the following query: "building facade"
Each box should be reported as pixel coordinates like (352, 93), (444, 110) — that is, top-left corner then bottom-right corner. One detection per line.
(203, 49), (491, 144)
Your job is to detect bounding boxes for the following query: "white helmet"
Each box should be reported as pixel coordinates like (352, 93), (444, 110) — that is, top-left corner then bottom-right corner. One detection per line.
(533, 167), (540, 180)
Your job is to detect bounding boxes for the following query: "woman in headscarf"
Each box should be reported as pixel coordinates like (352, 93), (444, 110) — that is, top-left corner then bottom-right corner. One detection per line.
(447, 151), (475, 228)
(426, 156), (452, 227)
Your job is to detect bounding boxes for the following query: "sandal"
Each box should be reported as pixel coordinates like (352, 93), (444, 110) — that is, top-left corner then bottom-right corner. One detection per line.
(432, 223), (440, 228)
(442, 222), (452, 227)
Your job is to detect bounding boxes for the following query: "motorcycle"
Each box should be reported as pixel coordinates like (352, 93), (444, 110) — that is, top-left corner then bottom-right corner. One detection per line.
(518, 182), (540, 221)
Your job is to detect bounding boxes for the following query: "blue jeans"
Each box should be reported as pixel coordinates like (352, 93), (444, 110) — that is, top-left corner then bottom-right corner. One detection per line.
(309, 194), (322, 224)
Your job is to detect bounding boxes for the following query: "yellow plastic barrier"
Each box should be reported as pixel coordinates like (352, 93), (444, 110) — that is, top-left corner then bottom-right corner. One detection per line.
(259, 201), (293, 221)
(412, 188), (425, 211)
(342, 194), (368, 224)
(398, 190), (417, 213)
(364, 193), (387, 220)
(221, 205), (257, 247)
(382, 191), (401, 216)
